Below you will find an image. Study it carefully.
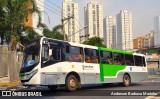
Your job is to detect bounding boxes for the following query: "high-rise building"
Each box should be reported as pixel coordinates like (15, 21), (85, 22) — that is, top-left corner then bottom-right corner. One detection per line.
(133, 36), (145, 50)
(62, 0), (80, 43)
(144, 30), (154, 48)
(84, 1), (103, 40)
(24, 0), (44, 35)
(154, 16), (160, 47)
(103, 15), (116, 49)
(116, 10), (133, 51)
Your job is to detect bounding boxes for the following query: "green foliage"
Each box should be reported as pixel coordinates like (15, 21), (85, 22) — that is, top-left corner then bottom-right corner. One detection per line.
(18, 27), (42, 45)
(0, 0), (42, 46)
(83, 36), (106, 47)
(141, 47), (158, 54)
(43, 25), (63, 40)
(52, 25), (62, 34)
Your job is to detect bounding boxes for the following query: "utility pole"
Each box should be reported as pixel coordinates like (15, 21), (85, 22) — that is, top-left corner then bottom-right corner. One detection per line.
(158, 49), (160, 68)
(61, 16), (74, 41)
(80, 34), (90, 43)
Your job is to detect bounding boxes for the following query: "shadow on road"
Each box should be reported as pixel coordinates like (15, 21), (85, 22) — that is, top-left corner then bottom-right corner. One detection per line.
(18, 83), (143, 96)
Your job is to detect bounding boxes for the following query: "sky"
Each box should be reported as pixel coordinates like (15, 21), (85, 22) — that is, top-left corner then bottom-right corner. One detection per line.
(43, 0), (160, 38)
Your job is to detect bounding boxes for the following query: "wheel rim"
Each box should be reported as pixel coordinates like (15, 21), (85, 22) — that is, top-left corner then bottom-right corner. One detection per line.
(69, 78), (76, 88)
(124, 76), (130, 85)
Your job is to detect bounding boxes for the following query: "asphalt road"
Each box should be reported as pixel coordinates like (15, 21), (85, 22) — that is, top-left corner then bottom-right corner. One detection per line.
(2, 77), (160, 99)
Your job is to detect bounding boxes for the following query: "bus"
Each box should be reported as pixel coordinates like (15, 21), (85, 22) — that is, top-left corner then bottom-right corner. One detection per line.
(20, 37), (148, 91)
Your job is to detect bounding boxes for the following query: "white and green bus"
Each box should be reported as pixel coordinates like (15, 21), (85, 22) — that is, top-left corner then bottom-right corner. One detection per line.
(20, 37), (148, 91)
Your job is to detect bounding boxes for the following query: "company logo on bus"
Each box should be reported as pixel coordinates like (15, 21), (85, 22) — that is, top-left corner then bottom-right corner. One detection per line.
(82, 65), (93, 70)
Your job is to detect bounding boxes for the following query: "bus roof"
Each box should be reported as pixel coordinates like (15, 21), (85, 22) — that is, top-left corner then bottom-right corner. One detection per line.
(42, 37), (145, 56)
(99, 47), (133, 55)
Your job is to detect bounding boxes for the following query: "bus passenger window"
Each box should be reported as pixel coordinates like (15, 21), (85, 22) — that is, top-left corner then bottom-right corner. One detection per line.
(134, 55), (143, 66)
(142, 57), (146, 67)
(100, 51), (113, 64)
(85, 56), (91, 63)
(125, 54), (134, 66)
(85, 48), (99, 63)
(52, 48), (61, 61)
(65, 46), (84, 62)
(113, 53), (125, 65)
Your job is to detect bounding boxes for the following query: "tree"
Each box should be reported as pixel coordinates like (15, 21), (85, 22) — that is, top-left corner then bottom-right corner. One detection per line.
(19, 27), (42, 45)
(0, 0), (42, 51)
(83, 36), (106, 47)
(43, 25), (63, 40)
(52, 25), (62, 34)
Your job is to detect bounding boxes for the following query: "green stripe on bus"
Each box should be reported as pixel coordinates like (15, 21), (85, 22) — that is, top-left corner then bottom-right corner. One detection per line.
(102, 64), (126, 76)
(100, 64), (104, 82)
(98, 47), (132, 82)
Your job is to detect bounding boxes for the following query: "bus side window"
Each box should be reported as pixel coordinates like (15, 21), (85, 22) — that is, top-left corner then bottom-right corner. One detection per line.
(142, 57), (146, 67)
(100, 51), (113, 64)
(85, 48), (99, 63)
(125, 54), (134, 66)
(134, 55), (143, 66)
(66, 46), (83, 62)
(113, 53), (125, 65)
(85, 48), (92, 63)
(52, 48), (61, 61)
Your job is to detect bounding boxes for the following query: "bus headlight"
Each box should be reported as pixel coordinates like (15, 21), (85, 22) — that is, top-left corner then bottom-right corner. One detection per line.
(21, 69), (38, 80)
(29, 69), (38, 79)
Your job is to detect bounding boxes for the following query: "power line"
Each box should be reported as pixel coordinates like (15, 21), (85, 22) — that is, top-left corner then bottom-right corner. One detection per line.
(38, 0), (61, 16)
(36, 1), (61, 16)
(47, 0), (62, 10)
(37, 0), (80, 29)
(46, 0), (83, 28)
(38, 0), (85, 41)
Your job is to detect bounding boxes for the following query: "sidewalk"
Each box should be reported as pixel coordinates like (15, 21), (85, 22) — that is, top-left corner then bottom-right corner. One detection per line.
(0, 81), (20, 90)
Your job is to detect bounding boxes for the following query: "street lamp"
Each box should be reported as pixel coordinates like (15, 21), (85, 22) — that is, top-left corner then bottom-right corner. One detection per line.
(41, 11), (50, 25)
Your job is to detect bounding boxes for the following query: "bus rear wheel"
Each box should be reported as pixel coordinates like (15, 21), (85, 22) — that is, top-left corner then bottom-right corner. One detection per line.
(65, 75), (78, 91)
(123, 74), (131, 87)
(48, 85), (58, 90)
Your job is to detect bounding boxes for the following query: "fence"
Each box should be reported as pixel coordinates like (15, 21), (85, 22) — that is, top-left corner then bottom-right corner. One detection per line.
(0, 45), (23, 82)
(148, 68), (160, 76)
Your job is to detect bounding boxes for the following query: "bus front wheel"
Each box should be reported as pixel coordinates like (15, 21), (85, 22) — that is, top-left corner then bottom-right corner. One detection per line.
(65, 75), (78, 91)
(123, 74), (131, 87)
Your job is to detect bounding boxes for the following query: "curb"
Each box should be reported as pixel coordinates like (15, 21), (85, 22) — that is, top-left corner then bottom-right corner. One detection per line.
(6, 86), (18, 90)
(0, 87), (7, 90)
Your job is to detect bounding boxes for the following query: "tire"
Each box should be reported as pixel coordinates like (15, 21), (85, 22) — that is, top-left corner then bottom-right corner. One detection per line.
(123, 74), (131, 87)
(65, 75), (78, 91)
(48, 85), (58, 90)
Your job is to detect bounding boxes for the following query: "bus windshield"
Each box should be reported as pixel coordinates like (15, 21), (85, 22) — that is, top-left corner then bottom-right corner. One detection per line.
(23, 39), (40, 68)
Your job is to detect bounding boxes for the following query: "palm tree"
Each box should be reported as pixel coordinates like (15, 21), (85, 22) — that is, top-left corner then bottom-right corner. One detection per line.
(52, 25), (63, 34)
(43, 25), (63, 40)
(0, 0), (42, 51)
